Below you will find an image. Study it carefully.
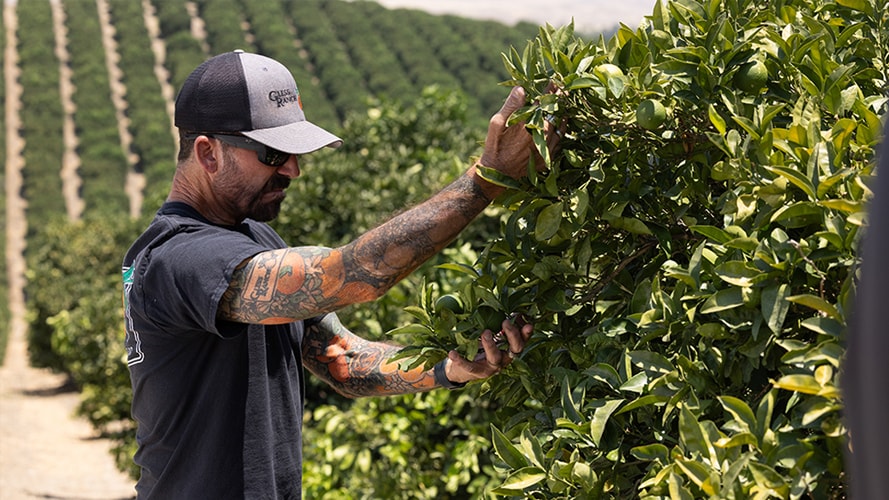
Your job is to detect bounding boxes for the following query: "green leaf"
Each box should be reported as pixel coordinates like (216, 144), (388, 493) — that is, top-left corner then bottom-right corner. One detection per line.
(475, 165), (524, 190)
(786, 294), (841, 320)
(607, 216), (653, 235)
(629, 350), (675, 374)
(697, 323), (728, 339)
(435, 262), (480, 277)
(675, 458), (715, 494)
(770, 201), (823, 227)
(731, 115), (761, 140)
(491, 425), (529, 470)
(836, 0), (872, 13)
(714, 432), (759, 449)
(714, 261), (764, 287)
(800, 316), (843, 336)
(499, 466), (547, 490)
(403, 305), (431, 323)
(690, 225), (733, 243)
(748, 462), (789, 496)
(631, 443), (670, 462)
(755, 391), (776, 445)
(679, 404), (709, 456)
(801, 398), (840, 426)
(818, 198), (863, 214)
(561, 376), (585, 423)
(590, 399), (624, 446)
(519, 429), (546, 469)
(387, 323), (433, 336)
(616, 394), (670, 415)
(708, 104), (726, 135)
(765, 166), (816, 199)
(566, 77), (597, 90)
(773, 374), (822, 395)
(619, 372), (648, 393)
(761, 283), (790, 334)
(718, 396), (757, 434)
(701, 287), (744, 314)
(535, 201), (563, 241)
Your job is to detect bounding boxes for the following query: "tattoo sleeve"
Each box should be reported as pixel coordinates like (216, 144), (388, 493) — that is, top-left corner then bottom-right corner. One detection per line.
(302, 313), (437, 397)
(218, 170), (495, 324)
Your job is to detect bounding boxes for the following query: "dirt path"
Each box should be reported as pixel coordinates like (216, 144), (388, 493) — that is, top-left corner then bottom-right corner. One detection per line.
(0, 325), (136, 499)
(1, 1), (135, 498)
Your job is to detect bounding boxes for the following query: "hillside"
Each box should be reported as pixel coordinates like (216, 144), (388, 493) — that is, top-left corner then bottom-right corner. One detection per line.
(0, 0), (549, 363)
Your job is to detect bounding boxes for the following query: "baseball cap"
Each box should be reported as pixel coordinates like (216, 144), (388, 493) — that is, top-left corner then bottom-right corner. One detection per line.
(175, 50), (342, 154)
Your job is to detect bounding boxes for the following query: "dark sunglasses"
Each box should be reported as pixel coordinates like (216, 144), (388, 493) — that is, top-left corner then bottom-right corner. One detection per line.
(187, 133), (292, 167)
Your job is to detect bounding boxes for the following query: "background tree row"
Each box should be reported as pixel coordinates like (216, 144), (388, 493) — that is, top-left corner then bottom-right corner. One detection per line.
(0, 2), (7, 360)
(17, 0), (66, 368)
(64, 0), (129, 216)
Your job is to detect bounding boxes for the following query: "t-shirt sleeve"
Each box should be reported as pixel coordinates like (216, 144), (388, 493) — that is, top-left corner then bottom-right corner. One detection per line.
(136, 225), (270, 338)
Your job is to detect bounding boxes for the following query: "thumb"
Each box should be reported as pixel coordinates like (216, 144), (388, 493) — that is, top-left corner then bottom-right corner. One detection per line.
(444, 349), (476, 384)
(495, 86), (527, 122)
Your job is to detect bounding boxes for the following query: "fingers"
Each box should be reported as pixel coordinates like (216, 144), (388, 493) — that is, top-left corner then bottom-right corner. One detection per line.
(444, 315), (533, 384)
(484, 315), (533, 367)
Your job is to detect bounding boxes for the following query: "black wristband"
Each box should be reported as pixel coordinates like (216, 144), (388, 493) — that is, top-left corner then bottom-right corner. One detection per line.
(433, 360), (466, 390)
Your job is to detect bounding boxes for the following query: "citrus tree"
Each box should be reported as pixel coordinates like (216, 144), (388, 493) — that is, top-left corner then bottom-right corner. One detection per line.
(396, 0), (885, 497)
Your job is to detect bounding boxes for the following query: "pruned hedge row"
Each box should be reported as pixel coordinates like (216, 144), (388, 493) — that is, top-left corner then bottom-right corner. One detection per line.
(18, 0), (66, 369)
(0, 1), (8, 361)
(64, 0), (129, 215)
(17, 0), (64, 232)
(107, 0), (179, 200)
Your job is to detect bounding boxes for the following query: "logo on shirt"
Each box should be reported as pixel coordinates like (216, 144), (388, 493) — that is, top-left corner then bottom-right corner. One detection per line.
(122, 266), (145, 366)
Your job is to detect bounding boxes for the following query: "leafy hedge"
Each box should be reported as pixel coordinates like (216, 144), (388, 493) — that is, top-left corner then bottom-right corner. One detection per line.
(0, 1), (7, 363)
(64, 0), (129, 215)
(393, 0), (884, 496)
(107, 0), (180, 200)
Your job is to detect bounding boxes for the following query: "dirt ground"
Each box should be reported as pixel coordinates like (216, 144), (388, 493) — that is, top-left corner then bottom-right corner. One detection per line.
(0, 323), (136, 500)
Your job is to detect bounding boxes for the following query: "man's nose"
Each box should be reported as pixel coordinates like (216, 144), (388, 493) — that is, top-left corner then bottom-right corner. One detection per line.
(277, 155), (300, 178)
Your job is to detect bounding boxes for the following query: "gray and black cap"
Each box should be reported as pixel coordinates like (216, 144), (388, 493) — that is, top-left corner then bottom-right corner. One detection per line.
(175, 50), (342, 154)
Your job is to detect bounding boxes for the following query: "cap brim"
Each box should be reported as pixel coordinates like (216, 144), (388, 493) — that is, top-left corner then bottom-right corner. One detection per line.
(242, 120), (343, 155)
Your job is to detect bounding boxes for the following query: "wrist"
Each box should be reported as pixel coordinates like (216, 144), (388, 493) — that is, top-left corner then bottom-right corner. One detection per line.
(433, 359), (466, 390)
(468, 161), (505, 201)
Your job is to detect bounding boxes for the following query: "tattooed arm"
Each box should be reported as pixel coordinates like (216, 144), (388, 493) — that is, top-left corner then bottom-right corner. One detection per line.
(218, 86), (546, 325)
(302, 314), (436, 397)
(218, 169), (496, 324)
(302, 313), (534, 397)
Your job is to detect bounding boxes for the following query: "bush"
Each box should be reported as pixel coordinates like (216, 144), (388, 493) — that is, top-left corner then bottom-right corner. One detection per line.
(392, 0), (884, 496)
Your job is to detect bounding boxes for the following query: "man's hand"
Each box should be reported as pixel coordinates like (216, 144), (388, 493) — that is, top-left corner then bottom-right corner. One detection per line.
(478, 85), (563, 180)
(444, 316), (534, 384)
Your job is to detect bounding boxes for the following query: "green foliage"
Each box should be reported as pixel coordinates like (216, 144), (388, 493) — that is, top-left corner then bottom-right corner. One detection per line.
(64, 0), (129, 215)
(107, 0), (180, 198)
(0, 2), (7, 364)
(26, 214), (145, 478)
(17, 0), (65, 232)
(303, 389), (500, 499)
(390, 0), (884, 496)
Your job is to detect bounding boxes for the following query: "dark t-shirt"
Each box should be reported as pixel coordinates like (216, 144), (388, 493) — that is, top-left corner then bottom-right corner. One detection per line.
(122, 202), (307, 499)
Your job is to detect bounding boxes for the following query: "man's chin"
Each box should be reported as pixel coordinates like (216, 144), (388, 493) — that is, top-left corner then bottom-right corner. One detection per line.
(249, 199), (284, 222)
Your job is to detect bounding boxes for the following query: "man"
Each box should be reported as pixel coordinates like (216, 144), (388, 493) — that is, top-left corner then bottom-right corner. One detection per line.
(122, 50), (554, 498)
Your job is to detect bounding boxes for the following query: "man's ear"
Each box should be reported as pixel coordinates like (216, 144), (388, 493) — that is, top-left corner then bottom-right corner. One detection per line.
(193, 136), (220, 173)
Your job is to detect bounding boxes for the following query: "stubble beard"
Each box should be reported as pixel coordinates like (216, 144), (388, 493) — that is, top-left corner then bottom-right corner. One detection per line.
(218, 148), (291, 223)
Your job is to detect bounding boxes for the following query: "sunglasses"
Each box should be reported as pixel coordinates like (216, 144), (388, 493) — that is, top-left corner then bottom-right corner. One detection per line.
(188, 133), (292, 167)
